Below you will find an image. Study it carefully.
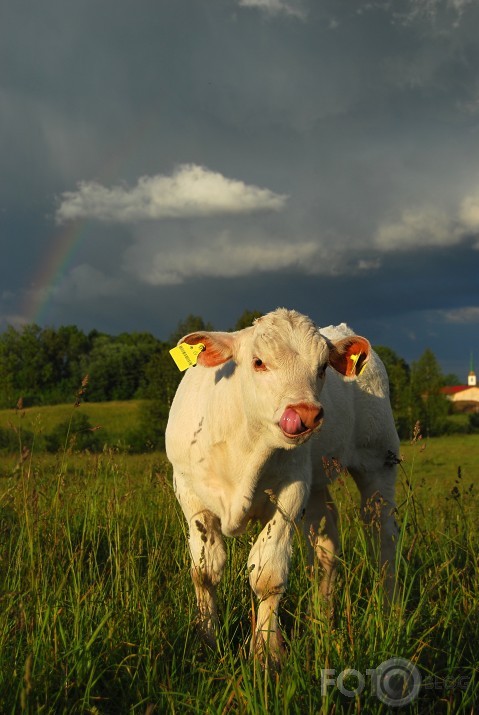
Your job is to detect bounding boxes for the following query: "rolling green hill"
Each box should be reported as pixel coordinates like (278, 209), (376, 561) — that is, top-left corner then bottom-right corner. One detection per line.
(0, 400), (145, 453)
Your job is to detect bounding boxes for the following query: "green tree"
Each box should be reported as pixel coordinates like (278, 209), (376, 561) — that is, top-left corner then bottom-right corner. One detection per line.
(443, 372), (461, 387)
(0, 323), (162, 407)
(168, 315), (214, 346)
(233, 309), (263, 331)
(0, 326), (20, 408)
(134, 344), (182, 450)
(409, 349), (449, 437)
(137, 315), (214, 450)
(11, 324), (46, 403)
(39, 325), (91, 402)
(0, 323), (93, 406)
(0, 324), (48, 406)
(374, 346), (411, 439)
(81, 334), (160, 402)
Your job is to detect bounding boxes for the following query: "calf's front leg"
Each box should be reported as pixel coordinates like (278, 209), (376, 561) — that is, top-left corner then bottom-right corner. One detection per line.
(189, 509), (226, 647)
(248, 517), (292, 670)
(175, 475), (226, 648)
(248, 480), (308, 670)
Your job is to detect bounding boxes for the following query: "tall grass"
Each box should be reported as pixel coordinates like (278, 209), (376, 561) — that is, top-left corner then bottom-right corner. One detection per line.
(0, 426), (477, 712)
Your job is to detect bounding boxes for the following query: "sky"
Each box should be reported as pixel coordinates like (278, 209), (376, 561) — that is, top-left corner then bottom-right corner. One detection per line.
(1, 0), (479, 379)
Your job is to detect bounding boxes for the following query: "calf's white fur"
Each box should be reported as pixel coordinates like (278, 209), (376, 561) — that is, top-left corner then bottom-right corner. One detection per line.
(165, 308), (399, 666)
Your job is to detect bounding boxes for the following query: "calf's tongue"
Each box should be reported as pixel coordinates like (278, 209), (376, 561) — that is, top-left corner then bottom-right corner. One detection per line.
(280, 408), (304, 435)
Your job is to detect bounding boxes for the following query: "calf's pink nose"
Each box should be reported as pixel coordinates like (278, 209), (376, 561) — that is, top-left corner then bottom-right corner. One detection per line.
(280, 403), (324, 435)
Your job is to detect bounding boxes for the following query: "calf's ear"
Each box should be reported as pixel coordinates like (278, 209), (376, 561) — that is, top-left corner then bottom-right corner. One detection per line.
(328, 336), (370, 378)
(180, 331), (235, 367)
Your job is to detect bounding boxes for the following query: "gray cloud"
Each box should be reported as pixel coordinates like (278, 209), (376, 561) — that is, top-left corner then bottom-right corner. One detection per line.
(54, 264), (125, 302)
(459, 188), (479, 237)
(374, 206), (458, 251)
(373, 185), (479, 252)
(123, 229), (317, 285)
(238, 0), (307, 19)
(441, 306), (479, 324)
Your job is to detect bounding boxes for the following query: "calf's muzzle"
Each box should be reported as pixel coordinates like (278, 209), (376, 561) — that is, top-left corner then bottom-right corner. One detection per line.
(279, 402), (324, 437)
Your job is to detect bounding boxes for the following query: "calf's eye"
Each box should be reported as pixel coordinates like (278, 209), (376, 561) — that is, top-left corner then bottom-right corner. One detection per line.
(253, 357), (267, 371)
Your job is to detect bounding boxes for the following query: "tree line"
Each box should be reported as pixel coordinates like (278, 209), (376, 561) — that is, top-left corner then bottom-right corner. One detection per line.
(0, 311), (476, 451)
(373, 346), (477, 439)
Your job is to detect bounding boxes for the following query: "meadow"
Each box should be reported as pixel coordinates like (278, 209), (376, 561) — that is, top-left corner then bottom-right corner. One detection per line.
(0, 401), (478, 713)
(0, 400), (144, 458)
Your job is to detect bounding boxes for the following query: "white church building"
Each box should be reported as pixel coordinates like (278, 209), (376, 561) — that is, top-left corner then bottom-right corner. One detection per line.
(441, 363), (479, 413)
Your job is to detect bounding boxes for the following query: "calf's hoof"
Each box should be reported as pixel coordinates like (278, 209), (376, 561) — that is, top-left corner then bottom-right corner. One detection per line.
(196, 618), (218, 651)
(251, 630), (286, 674)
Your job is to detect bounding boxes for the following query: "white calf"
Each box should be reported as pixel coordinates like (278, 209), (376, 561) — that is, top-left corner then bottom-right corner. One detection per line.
(165, 309), (399, 667)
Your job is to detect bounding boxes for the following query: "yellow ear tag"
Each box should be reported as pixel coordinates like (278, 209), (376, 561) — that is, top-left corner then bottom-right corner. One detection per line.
(349, 352), (366, 376)
(169, 342), (205, 372)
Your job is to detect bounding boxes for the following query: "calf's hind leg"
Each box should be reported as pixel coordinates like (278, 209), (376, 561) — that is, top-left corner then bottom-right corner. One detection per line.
(350, 466), (398, 601)
(303, 486), (340, 600)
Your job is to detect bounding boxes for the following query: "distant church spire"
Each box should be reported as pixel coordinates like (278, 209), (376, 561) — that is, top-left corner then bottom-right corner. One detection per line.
(469, 352), (477, 387)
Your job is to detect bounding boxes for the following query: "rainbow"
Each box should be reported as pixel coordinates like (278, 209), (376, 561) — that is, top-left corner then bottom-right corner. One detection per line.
(22, 219), (85, 325)
(22, 112), (159, 326)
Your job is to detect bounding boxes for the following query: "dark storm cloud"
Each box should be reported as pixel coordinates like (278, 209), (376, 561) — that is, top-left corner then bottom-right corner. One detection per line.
(1, 0), (478, 376)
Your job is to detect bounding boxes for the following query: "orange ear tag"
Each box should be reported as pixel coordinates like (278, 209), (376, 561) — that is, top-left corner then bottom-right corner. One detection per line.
(169, 343), (205, 372)
(349, 352), (366, 376)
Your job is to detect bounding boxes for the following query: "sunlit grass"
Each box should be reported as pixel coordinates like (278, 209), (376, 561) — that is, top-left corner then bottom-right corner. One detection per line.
(0, 429), (477, 712)
(0, 400), (143, 443)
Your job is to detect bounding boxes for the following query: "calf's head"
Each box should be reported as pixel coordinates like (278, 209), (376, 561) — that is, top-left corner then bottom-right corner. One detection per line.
(178, 308), (370, 447)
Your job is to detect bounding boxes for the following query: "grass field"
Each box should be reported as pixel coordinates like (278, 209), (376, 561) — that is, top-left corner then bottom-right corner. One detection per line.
(0, 405), (478, 713)
(0, 401), (144, 454)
